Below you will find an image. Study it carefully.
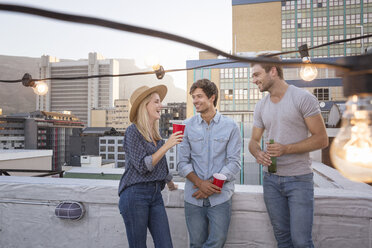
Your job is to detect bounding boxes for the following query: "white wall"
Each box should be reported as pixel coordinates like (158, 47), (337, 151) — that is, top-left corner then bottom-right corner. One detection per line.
(0, 165), (371, 248)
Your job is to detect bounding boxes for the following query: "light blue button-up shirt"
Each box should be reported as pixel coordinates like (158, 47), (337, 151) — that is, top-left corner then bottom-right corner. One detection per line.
(177, 111), (241, 207)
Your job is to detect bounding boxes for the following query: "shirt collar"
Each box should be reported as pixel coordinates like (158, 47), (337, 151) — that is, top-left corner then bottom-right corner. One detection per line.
(196, 110), (221, 124)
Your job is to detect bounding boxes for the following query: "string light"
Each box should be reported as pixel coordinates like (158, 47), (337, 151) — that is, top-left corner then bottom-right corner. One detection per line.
(152, 64), (165, 79)
(330, 94), (372, 182)
(21, 73), (49, 96)
(32, 81), (48, 96)
(299, 44), (318, 81)
(330, 55), (372, 183)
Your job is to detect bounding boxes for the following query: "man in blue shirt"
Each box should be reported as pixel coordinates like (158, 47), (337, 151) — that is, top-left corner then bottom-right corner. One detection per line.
(178, 79), (241, 248)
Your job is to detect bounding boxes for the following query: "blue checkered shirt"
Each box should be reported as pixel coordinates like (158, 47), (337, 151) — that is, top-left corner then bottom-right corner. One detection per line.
(118, 124), (172, 196)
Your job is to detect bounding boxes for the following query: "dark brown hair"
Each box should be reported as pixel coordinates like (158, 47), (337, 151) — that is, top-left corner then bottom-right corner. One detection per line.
(189, 79), (218, 107)
(251, 55), (284, 79)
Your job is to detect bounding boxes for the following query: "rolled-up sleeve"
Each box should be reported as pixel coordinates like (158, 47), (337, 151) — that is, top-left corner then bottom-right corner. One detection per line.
(177, 128), (194, 177)
(219, 123), (241, 181)
(165, 173), (173, 183)
(124, 127), (152, 175)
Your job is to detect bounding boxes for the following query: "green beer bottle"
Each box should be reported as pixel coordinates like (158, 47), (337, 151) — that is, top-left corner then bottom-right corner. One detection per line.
(268, 139), (277, 173)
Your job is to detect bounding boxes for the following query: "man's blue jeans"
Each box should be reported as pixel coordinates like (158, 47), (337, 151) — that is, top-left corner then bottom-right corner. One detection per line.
(118, 182), (173, 248)
(184, 198), (232, 248)
(263, 172), (314, 248)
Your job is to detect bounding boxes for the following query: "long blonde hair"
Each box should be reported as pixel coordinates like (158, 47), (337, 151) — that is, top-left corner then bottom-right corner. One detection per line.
(134, 92), (162, 142)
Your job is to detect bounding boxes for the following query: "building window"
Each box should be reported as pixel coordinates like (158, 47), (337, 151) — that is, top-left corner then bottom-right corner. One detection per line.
(117, 162), (125, 168)
(118, 154), (125, 160)
(118, 146), (124, 152)
(108, 154), (115, 160)
(100, 139), (106, 144)
(321, 112), (329, 124)
(100, 146), (106, 152)
(108, 146), (115, 152)
(169, 163), (174, 170)
(313, 88), (330, 101)
(101, 154), (106, 160)
(108, 139), (115, 144)
(222, 89), (233, 100)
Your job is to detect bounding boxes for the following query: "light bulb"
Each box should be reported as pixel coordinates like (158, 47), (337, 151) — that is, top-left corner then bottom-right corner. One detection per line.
(330, 94), (372, 182)
(32, 81), (48, 96)
(300, 57), (318, 81)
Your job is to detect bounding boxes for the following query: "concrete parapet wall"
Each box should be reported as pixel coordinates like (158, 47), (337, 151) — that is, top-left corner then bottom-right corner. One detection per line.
(0, 176), (371, 248)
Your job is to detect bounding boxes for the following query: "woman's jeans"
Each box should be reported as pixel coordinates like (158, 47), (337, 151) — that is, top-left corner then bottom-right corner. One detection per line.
(184, 198), (232, 248)
(118, 181), (173, 248)
(263, 172), (314, 248)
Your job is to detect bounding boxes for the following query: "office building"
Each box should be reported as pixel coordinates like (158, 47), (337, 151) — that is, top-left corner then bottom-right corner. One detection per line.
(91, 99), (130, 132)
(69, 127), (124, 167)
(99, 136), (125, 168)
(37, 52), (119, 126)
(0, 111), (84, 171)
(232, 0), (372, 57)
(160, 102), (186, 138)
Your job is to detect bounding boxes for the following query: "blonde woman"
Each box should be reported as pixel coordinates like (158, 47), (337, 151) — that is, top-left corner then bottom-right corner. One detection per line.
(118, 85), (182, 248)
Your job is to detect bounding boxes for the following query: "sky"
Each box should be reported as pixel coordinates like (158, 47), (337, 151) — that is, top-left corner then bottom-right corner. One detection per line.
(0, 0), (233, 90)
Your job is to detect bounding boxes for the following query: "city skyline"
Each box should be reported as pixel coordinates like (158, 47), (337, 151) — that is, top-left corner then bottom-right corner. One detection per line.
(0, 0), (232, 91)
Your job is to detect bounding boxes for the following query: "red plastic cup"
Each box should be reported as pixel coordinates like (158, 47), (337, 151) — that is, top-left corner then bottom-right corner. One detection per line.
(172, 123), (186, 135)
(212, 173), (227, 188)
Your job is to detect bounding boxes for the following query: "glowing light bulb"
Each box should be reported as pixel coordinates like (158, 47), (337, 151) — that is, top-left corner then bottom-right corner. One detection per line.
(330, 94), (372, 183)
(300, 57), (318, 81)
(32, 81), (48, 96)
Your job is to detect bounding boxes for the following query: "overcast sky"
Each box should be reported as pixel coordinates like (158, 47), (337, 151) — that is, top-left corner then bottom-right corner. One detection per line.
(0, 0), (232, 90)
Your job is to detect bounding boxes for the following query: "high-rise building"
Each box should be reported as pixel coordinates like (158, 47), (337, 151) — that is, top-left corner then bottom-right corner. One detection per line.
(232, 0), (372, 58)
(91, 99), (130, 132)
(37, 52), (119, 126)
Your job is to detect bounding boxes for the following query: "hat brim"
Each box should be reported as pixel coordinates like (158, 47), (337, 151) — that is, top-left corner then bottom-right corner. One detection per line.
(129, 85), (167, 122)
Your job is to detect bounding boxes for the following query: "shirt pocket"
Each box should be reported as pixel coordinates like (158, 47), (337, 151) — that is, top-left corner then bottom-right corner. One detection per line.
(189, 136), (204, 155)
(213, 136), (229, 154)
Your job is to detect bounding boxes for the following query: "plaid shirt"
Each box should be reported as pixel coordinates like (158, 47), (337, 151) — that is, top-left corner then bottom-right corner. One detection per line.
(118, 124), (171, 196)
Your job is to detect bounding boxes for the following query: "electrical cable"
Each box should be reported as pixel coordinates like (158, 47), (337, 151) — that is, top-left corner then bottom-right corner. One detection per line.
(0, 61), (238, 83)
(267, 34), (372, 57)
(0, 3), (371, 84)
(0, 3), (362, 70)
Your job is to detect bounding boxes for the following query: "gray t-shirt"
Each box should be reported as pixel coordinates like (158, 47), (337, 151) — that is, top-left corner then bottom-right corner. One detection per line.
(253, 85), (320, 176)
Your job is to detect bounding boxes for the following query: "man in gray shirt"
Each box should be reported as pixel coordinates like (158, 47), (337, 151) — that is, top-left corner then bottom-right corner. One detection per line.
(249, 58), (328, 248)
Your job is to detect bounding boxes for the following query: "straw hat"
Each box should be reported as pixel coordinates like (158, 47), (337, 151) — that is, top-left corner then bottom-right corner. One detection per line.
(129, 85), (167, 122)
